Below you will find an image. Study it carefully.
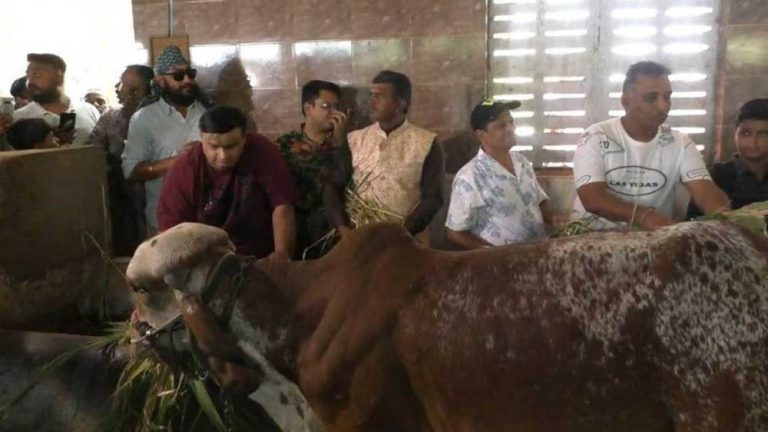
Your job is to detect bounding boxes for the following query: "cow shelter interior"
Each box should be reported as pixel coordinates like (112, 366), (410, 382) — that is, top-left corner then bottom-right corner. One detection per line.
(0, 0), (766, 428)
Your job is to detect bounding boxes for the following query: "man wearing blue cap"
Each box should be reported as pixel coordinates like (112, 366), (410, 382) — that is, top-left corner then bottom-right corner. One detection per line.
(122, 45), (210, 234)
(445, 100), (553, 249)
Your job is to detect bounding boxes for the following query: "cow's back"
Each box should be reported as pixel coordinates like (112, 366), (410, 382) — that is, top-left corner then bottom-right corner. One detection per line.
(394, 221), (768, 431)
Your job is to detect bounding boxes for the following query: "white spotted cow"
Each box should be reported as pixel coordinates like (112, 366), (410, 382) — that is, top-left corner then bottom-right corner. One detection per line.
(127, 221), (768, 431)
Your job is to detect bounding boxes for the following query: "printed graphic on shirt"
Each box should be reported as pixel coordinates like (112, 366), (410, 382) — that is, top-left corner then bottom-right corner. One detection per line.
(605, 165), (668, 197)
(685, 167), (710, 181)
(575, 174), (592, 188)
(598, 135), (625, 155)
(658, 126), (675, 146)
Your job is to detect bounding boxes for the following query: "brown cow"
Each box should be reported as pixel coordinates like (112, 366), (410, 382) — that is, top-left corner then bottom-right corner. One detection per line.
(127, 221), (768, 432)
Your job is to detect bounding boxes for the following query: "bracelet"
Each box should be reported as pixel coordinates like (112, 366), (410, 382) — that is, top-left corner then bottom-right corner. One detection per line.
(638, 207), (654, 227)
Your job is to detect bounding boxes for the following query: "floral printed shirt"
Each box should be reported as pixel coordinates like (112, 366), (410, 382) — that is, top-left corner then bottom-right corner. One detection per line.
(446, 148), (548, 245)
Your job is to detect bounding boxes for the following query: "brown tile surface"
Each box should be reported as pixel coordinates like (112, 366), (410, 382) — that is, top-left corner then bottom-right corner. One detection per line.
(173, 0), (239, 45)
(727, 0), (768, 25)
(237, 0), (295, 41)
(134, 0), (486, 169)
(352, 39), (412, 86)
(251, 89), (303, 134)
(294, 40), (354, 86)
(293, 0), (353, 40)
(210, 58), (258, 120)
(410, 82), (484, 131)
(339, 86), (373, 130)
(412, 35), (486, 84)
(409, 0), (486, 36)
(214, 89), (258, 124)
(351, 0), (411, 38)
(188, 45), (238, 89)
(437, 130), (479, 174)
(132, 2), (168, 46)
(724, 26), (768, 76)
(718, 125), (738, 161)
(239, 42), (297, 89)
(722, 75), (768, 126)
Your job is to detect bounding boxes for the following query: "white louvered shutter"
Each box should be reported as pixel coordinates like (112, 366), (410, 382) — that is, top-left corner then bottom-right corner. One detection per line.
(489, 0), (719, 167)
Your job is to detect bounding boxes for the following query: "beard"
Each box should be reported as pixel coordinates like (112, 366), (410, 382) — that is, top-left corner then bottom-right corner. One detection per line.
(29, 85), (60, 104)
(162, 84), (199, 107)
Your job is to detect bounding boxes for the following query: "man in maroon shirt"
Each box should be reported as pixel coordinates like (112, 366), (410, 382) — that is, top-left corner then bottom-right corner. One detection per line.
(157, 106), (298, 260)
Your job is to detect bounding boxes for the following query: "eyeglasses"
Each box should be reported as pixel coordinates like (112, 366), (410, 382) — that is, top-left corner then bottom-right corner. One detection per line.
(162, 68), (197, 82)
(316, 100), (340, 112)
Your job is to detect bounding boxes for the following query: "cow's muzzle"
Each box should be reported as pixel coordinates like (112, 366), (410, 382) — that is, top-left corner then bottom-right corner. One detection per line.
(131, 314), (201, 373)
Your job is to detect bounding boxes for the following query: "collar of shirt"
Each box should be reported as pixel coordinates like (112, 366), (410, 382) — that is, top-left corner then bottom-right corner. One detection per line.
(476, 147), (520, 180)
(372, 119), (410, 140)
(734, 156), (752, 175)
(733, 156), (768, 182)
(299, 124), (334, 148)
(158, 97), (203, 117)
(21, 101), (74, 117)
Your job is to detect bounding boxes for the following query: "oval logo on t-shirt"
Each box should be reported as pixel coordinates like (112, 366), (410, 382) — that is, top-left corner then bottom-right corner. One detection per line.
(605, 165), (667, 196)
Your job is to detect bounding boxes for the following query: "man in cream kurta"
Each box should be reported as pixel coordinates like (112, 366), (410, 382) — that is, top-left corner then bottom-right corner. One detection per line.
(341, 71), (444, 238)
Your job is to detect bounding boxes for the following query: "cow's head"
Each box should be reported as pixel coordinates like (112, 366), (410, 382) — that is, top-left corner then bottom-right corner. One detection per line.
(126, 222), (235, 329)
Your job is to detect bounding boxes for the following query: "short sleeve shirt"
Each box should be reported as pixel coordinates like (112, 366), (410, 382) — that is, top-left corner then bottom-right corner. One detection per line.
(14, 100), (99, 146)
(446, 148), (548, 245)
(572, 118), (710, 229)
(711, 159), (768, 210)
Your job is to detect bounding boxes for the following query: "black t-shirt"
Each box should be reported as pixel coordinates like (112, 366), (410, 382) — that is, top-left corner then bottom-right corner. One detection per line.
(688, 159), (768, 217)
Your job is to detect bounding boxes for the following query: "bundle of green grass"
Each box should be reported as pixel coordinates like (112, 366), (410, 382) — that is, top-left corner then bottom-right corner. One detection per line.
(553, 201), (768, 238)
(695, 201), (768, 236)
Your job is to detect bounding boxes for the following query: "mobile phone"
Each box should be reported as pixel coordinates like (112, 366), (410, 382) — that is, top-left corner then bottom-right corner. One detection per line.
(59, 112), (76, 132)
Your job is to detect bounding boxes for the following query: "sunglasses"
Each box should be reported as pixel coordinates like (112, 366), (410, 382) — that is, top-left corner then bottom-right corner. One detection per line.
(163, 68), (197, 82)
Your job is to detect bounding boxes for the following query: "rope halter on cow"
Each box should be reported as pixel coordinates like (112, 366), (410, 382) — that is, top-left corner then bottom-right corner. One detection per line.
(131, 253), (256, 375)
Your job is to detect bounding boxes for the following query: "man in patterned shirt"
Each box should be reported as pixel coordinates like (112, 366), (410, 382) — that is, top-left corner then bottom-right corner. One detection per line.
(276, 80), (350, 258)
(445, 100), (552, 248)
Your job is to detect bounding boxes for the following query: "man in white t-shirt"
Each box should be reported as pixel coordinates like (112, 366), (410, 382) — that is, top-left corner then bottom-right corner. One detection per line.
(13, 53), (99, 146)
(446, 100), (552, 248)
(572, 61), (729, 230)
